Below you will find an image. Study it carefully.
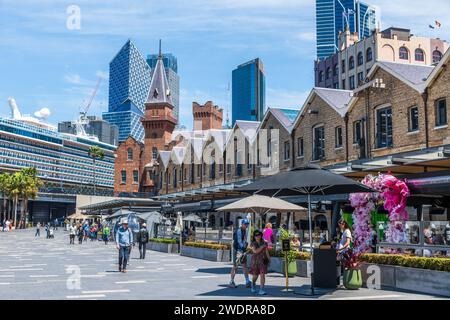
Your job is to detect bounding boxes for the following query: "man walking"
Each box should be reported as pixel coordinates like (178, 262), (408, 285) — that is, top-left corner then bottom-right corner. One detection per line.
(229, 219), (251, 288)
(35, 222), (41, 237)
(115, 219), (134, 273)
(69, 224), (76, 244)
(103, 225), (110, 245)
(137, 223), (149, 259)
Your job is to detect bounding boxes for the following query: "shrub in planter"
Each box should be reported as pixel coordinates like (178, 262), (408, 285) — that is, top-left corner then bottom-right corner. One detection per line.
(360, 253), (450, 272)
(183, 241), (230, 251)
(281, 250), (298, 277)
(149, 238), (177, 244)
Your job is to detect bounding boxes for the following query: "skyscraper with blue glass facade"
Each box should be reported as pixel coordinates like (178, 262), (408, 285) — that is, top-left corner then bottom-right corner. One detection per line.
(232, 58), (265, 125)
(316, 0), (379, 60)
(103, 40), (152, 142)
(147, 53), (180, 123)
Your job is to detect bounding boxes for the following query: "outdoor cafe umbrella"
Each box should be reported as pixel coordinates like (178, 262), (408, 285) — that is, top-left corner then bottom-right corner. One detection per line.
(237, 165), (375, 295)
(182, 213), (203, 224)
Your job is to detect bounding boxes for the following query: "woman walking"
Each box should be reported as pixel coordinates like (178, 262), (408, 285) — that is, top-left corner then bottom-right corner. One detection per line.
(249, 230), (271, 296)
(78, 225), (84, 244)
(336, 219), (353, 285)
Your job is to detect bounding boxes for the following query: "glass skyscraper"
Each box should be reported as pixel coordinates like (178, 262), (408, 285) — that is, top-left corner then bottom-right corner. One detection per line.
(103, 40), (151, 142)
(147, 53), (180, 122)
(232, 58), (265, 125)
(316, 0), (379, 60)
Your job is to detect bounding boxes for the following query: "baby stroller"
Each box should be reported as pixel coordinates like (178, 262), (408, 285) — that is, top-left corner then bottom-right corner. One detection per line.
(48, 228), (55, 239)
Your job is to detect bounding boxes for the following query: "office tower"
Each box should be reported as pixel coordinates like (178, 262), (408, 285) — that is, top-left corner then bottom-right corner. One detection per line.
(232, 58), (265, 125)
(316, 0), (379, 60)
(102, 40), (152, 142)
(147, 53), (180, 123)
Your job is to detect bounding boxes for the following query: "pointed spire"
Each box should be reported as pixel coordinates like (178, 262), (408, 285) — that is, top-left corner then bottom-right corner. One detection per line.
(146, 40), (173, 106)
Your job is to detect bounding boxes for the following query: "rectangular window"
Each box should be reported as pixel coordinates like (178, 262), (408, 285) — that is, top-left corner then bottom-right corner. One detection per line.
(349, 76), (355, 90)
(133, 170), (138, 183)
(197, 164), (201, 177)
(173, 169), (177, 188)
(121, 170), (126, 184)
(357, 72), (364, 84)
(376, 107), (393, 148)
(435, 99), (447, 127)
(247, 153), (252, 169)
(227, 164), (231, 174)
(341, 60), (345, 73)
(219, 164), (223, 173)
(335, 126), (343, 148)
(313, 126), (325, 160)
(408, 106), (419, 132)
(341, 79), (346, 90)
(190, 165), (195, 183)
(353, 121), (362, 144)
(297, 137), (304, 157)
(284, 141), (290, 160)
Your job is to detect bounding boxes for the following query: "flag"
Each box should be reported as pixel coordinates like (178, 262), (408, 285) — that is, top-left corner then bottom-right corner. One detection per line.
(435, 20), (442, 28)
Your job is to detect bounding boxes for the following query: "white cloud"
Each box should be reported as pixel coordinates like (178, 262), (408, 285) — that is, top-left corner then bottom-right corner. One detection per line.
(95, 70), (108, 79)
(63, 74), (83, 85)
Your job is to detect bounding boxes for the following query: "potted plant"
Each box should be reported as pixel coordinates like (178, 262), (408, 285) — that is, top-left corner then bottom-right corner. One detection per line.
(342, 249), (362, 290)
(278, 228), (297, 277)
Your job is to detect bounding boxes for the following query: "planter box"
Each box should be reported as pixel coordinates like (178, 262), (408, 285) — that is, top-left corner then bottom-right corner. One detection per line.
(361, 263), (450, 297)
(181, 245), (230, 262)
(148, 241), (179, 254)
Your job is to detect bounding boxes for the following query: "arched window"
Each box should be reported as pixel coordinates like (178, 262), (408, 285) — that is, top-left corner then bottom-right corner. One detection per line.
(433, 50), (443, 63)
(415, 48), (425, 62)
(366, 48), (373, 62)
(151, 132), (157, 139)
(326, 67), (331, 79)
(357, 52), (364, 66)
(127, 148), (133, 160)
(319, 71), (324, 82)
(349, 56), (355, 70)
(333, 64), (339, 76)
(399, 47), (409, 60)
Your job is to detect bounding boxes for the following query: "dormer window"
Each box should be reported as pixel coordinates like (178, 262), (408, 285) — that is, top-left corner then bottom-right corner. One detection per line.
(153, 88), (159, 98)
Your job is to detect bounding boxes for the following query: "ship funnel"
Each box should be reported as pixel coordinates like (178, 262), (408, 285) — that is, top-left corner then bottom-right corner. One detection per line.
(8, 97), (22, 119)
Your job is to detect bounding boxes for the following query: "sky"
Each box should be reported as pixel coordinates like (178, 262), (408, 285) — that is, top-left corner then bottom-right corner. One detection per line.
(1, 0), (449, 129)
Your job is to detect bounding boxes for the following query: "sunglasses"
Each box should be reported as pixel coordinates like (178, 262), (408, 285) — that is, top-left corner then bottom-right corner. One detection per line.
(255, 233), (262, 236)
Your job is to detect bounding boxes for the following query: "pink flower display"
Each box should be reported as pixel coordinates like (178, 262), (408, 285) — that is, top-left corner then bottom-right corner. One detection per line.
(349, 173), (410, 252)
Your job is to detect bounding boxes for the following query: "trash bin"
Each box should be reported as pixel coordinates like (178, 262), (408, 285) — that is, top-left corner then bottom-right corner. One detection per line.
(313, 246), (337, 289)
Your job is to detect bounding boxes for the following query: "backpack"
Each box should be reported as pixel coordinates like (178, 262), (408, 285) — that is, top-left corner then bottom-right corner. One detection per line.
(140, 229), (149, 243)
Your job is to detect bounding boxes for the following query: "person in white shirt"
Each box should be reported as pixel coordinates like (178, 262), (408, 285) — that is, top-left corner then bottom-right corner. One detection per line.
(337, 220), (352, 253)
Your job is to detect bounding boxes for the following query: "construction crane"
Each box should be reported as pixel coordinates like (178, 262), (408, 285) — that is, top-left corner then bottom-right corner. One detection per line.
(75, 76), (102, 139)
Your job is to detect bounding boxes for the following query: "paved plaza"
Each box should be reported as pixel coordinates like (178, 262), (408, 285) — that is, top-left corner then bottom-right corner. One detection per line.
(0, 229), (446, 300)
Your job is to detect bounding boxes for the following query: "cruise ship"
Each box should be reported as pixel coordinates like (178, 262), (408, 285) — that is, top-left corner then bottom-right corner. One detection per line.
(0, 98), (116, 222)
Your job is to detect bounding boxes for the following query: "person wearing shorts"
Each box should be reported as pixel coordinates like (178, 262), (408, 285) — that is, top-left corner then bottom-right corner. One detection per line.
(229, 219), (251, 288)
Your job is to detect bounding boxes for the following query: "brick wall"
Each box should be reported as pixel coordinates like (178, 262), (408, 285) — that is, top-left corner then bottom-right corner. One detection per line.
(114, 137), (144, 195)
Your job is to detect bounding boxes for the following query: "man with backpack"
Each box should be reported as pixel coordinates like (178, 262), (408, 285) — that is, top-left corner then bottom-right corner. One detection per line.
(229, 218), (251, 288)
(137, 223), (150, 259)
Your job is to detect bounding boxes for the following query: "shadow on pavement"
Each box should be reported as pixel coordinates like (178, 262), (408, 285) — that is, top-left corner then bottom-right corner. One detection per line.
(197, 284), (332, 299)
(195, 267), (232, 275)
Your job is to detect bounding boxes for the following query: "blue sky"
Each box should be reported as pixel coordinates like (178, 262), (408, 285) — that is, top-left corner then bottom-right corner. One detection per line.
(1, 0), (449, 129)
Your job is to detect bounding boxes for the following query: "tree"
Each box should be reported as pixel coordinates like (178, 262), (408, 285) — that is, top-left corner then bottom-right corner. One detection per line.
(0, 173), (11, 222)
(88, 146), (105, 196)
(19, 168), (42, 226)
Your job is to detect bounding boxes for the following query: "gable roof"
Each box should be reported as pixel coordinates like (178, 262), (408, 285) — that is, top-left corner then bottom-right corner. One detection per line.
(158, 151), (171, 169)
(293, 87), (353, 128)
(368, 61), (434, 93)
(234, 121), (260, 145)
(260, 107), (300, 133)
(424, 48), (450, 88)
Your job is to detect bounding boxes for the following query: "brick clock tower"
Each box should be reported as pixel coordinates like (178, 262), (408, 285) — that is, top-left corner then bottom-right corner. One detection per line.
(140, 48), (177, 193)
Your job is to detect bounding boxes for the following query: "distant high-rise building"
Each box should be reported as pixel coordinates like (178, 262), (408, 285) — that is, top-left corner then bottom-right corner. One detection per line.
(102, 40), (152, 142)
(147, 53), (180, 123)
(232, 58), (265, 125)
(316, 0), (380, 60)
(58, 116), (119, 146)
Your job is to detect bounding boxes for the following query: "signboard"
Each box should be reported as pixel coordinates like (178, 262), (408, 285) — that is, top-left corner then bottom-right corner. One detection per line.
(282, 239), (290, 252)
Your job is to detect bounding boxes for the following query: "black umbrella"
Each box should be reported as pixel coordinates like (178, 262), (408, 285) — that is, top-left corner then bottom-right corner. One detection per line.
(238, 165), (375, 295)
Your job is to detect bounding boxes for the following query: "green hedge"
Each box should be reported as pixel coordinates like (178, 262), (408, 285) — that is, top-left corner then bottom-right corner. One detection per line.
(183, 241), (230, 250)
(361, 254), (450, 272)
(269, 249), (311, 261)
(149, 238), (177, 244)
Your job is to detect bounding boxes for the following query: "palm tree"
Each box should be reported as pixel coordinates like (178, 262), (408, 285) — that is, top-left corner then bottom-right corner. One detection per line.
(88, 146), (105, 196)
(9, 172), (21, 227)
(0, 174), (10, 222)
(19, 168), (42, 226)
